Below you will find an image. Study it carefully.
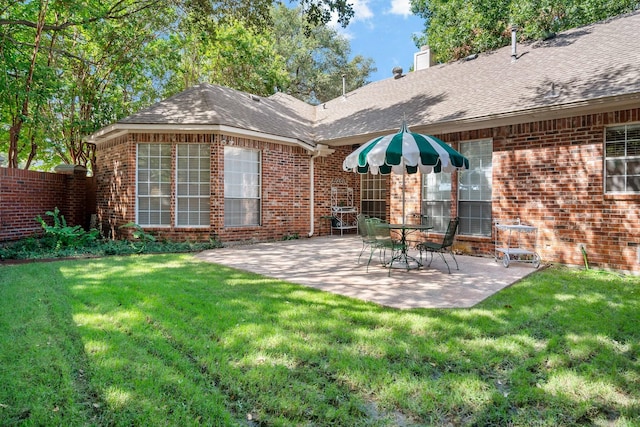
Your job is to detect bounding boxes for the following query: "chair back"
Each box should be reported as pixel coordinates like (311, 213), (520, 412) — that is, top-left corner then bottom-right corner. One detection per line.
(441, 217), (459, 248)
(356, 214), (370, 238)
(366, 218), (393, 245)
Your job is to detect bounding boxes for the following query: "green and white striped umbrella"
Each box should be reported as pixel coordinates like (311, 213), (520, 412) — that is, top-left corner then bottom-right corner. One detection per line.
(343, 121), (469, 175)
(343, 121), (469, 224)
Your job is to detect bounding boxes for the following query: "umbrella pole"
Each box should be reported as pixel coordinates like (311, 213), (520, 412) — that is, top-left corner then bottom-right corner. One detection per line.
(402, 172), (405, 225)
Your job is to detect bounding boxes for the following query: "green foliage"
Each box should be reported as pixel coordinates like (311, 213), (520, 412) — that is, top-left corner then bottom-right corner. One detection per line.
(119, 221), (156, 252)
(163, 19), (290, 97)
(0, 0), (177, 170)
(281, 232), (300, 240)
(0, 260), (638, 425)
(0, 0), (360, 170)
(271, 4), (375, 104)
(411, 0), (640, 62)
(35, 208), (99, 251)
(0, 230), (222, 260)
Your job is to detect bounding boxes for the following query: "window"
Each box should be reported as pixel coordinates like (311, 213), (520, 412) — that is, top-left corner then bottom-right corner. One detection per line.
(176, 144), (210, 226)
(137, 143), (172, 226)
(224, 147), (261, 227)
(458, 139), (493, 236)
(421, 172), (452, 232)
(605, 124), (640, 193)
(360, 174), (387, 219)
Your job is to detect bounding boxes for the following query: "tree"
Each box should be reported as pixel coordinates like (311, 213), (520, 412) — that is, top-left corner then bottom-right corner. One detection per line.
(0, 0), (177, 170)
(271, 4), (375, 104)
(411, 0), (639, 63)
(160, 20), (290, 97)
(0, 0), (359, 169)
(183, 0), (354, 33)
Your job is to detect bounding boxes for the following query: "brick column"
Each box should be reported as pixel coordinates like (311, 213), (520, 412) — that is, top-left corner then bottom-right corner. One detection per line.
(55, 164), (88, 229)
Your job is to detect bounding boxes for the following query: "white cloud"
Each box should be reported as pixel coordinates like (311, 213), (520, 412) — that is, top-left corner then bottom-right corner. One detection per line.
(352, 0), (374, 21)
(329, 0), (374, 37)
(388, 0), (412, 17)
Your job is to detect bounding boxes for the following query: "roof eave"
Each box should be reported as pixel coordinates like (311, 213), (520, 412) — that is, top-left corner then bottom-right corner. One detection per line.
(322, 93), (640, 146)
(86, 123), (316, 153)
(420, 93), (640, 135)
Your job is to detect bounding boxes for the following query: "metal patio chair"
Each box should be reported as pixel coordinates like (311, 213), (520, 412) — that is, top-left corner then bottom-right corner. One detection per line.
(416, 217), (459, 274)
(356, 214), (375, 264)
(365, 217), (406, 275)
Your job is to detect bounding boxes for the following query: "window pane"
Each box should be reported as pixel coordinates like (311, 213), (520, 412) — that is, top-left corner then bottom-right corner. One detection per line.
(459, 201), (492, 236)
(458, 140), (492, 236)
(176, 144), (210, 227)
(360, 174), (387, 219)
(224, 147), (261, 227)
(137, 143), (171, 226)
(422, 172), (452, 232)
(224, 199), (260, 227)
(420, 201), (451, 232)
(605, 124), (640, 194)
(627, 176), (640, 192)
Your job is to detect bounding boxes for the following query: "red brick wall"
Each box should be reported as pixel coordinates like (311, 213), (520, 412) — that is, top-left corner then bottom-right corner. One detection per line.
(313, 145), (362, 234)
(95, 133), (325, 242)
(439, 108), (640, 273)
(94, 134), (135, 238)
(94, 107), (640, 273)
(0, 167), (91, 242)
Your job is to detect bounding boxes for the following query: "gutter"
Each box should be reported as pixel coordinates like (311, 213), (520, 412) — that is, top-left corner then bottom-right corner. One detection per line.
(85, 123), (317, 153)
(308, 144), (335, 237)
(319, 93), (640, 147)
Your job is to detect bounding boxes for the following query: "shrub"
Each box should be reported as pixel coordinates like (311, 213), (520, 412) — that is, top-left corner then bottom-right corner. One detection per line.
(119, 222), (156, 253)
(36, 208), (99, 251)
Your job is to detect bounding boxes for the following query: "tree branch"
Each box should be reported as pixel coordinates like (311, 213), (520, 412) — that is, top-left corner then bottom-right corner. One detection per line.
(0, 0), (166, 31)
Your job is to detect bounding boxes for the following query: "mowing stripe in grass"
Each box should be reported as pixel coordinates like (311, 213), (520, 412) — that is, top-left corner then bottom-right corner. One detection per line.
(1, 255), (639, 426)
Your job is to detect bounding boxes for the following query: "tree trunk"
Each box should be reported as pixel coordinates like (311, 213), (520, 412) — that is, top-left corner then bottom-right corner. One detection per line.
(7, 0), (49, 169)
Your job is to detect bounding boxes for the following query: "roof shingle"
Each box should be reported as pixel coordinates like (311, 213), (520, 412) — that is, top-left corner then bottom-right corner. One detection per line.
(105, 10), (640, 147)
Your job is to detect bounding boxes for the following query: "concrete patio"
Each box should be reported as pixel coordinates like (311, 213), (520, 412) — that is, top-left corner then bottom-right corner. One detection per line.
(196, 236), (541, 309)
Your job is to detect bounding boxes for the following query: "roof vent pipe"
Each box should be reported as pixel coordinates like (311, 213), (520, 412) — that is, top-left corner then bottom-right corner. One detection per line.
(342, 74), (346, 99)
(511, 24), (518, 62)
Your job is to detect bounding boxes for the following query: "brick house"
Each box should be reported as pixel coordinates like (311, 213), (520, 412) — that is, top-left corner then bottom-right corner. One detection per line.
(88, 11), (640, 273)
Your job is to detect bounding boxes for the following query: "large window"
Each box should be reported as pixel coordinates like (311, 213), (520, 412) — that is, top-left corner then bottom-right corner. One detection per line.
(360, 174), (387, 219)
(137, 143), (172, 226)
(458, 139), (493, 236)
(605, 124), (640, 193)
(421, 172), (451, 232)
(137, 143), (211, 227)
(224, 147), (261, 227)
(176, 144), (210, 226)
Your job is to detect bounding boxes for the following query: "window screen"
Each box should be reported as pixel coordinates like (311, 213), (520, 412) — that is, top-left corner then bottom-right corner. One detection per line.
(224, 147), (261, 227)
(176, 144), (210, 226)
(605, 124), (640, 193)
(458, 139), (492, 236)
(137, 144), (172, 226)
(422, 172), (452, 232)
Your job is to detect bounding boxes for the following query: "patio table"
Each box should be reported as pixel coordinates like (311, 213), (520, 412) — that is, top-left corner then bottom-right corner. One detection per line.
(384, 223), (433, 270)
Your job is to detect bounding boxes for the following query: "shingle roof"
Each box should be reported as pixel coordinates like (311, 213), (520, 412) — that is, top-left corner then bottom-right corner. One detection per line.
(99, 10), (640, 147)
(314, 9), (640, 142)
(118, 83), (317, 144)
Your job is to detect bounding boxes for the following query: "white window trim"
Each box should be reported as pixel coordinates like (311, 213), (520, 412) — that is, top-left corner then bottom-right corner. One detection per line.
(175, 144), (211, 228)
(224, 146), (262, 227)
(604, 123), (640, 195)
(136, 143), (172, 228)
(458, 138), (493, 237)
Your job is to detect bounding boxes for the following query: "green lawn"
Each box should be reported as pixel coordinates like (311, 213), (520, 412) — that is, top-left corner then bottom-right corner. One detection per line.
(0, 254), (638, 426)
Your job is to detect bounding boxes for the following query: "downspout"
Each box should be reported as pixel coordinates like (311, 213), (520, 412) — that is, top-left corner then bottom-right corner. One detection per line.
(308, 144), (334, 237)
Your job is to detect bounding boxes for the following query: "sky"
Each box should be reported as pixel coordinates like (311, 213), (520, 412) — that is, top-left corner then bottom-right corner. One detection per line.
(332, 0), (427, 82)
